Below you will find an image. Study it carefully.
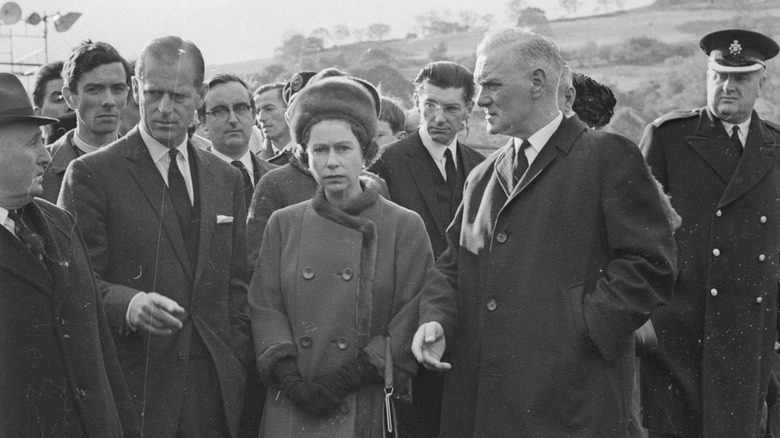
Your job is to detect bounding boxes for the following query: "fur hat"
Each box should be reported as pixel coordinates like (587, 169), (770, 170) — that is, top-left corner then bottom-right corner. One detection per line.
(288, 76), (379, 147)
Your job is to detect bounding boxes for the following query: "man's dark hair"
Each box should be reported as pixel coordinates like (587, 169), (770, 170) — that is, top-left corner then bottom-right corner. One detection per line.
(62, 40), (131, 91)
(379, 96), (405, 134)
(254, 82), (285, 104)
(414, 61), (476, 104)
(572, 73), (617, 129)
(199, 73), (255, 120)
(136, 35), (204, 88)
(32, 61), (64, 108)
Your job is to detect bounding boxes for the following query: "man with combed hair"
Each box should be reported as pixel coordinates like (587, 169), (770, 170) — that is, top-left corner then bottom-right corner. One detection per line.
(255, 81), (293, 164)
(411, 28), (677, 436)
(42, 40), (131, 203)
(59, 35), (251, 437)
(640, 29), (780, 438)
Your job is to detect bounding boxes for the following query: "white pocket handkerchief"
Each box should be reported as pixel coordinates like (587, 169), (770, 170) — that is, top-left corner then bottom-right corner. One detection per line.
(217, 215), (234, 224)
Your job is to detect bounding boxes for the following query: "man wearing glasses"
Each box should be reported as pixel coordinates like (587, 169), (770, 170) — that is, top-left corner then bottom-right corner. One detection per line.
(202, 74), (275, 209)
(369, 60), (484, 438)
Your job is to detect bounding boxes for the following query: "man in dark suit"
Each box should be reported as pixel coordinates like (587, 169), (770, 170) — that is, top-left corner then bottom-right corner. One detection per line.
(59, 36), (251, 437)
(369, 61), (483, 436)
(202, 73), (275, 209)
(0, 72), (139, 437)
(41, 40), (131, 203)
(412, 29), (677, 437)
(254, 81), (295, 165)
(640, 29), (780, 438)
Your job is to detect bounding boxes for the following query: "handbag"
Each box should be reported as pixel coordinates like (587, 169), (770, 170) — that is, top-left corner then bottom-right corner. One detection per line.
(382, 336), (420, 438)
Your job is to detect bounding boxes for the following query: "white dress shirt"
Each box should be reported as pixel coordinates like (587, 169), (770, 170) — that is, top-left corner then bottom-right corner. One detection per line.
(211, 148), (256, 187)
(512, 111), (564, 178)
(140, 124), (194, 204)
(419, 123), (458, 181)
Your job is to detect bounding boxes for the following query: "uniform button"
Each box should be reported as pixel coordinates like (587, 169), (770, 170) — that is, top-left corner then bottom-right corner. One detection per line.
(756, 296), (764, 304)
(61, 261), (69, 268)
(759, 254), (767, 262)
(486, 299), (497, 311)
(712, 248), (720, 257)
(302, 267), (315, 280)
(75, 387), (87, 399)
(336, 337), (349, 350)
(760, 216), (768, 224)
(715, 210), (722, 217)
(341, 268), (353, 281)
(178, 351), (187, 360)
(710, 288), (718, 297)
(496, 232), (507, 243)
(300, 336), (313, 348)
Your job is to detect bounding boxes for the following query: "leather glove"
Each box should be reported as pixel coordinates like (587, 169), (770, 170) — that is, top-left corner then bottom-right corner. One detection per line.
(273, 356), (342, 417)
(313, 350), (382, 399)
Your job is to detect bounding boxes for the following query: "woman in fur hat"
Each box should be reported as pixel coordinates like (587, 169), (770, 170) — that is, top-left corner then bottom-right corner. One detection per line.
(249, 76), (434, 437)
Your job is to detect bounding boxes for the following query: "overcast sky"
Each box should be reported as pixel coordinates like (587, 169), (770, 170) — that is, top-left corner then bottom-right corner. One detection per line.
(0, 0), (653, 71)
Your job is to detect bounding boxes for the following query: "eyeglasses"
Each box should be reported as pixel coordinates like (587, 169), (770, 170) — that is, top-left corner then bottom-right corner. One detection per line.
(205, 103), (252, 122)
(422, 100), (465, 116)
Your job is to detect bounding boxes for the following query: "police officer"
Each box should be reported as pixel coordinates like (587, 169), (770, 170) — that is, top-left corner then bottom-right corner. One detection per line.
(640, 29), (780, 438)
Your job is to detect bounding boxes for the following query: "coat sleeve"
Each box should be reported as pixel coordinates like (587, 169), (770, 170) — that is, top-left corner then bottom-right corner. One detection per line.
(249, 210), (297, 381)
(639, 122), (669, 190)
(585, 140), (678, 362)
(58, 158), (141, 328)
(365, 210), (434, 380)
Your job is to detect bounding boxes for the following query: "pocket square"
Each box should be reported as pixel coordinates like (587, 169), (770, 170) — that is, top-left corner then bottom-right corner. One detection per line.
(217, 215), (234, 224)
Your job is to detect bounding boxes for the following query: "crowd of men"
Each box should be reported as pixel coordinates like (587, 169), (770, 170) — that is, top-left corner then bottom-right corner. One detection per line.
(1, 25), (779, 438)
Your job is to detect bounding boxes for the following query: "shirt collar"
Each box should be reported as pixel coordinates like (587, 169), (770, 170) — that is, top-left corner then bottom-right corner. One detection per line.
(73, 131), (115, 155)
(0, 205), (9, 227)
(720, 116), (751, 142)
(211, 147), (253, 169)
(514, 111), (564, 154)
(140, 122), (189, 164)
(419, 123), (458, 162)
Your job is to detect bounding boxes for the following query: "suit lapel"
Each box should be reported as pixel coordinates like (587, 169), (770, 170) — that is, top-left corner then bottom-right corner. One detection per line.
(123, 129), (194, 280)
(0, 224), (52, 293)
(32, 202), (72, 312)
(404, 133), (450, 236)
(719, 116), (778, 208)
(685, 109), (739, 184)
(192, 147), (216, 287)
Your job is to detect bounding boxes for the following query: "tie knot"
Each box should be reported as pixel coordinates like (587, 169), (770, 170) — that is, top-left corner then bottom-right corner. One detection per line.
(8, 208), (24, 222)
(520, 139), (532, 151)
(169, 148), (179, 161)
(231, 160), (246, 170)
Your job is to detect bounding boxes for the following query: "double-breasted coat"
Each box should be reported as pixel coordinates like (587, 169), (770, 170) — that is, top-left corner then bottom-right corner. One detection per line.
(0, 199), (139, 437)
(640, 108), (780, 437)
(58, 127), (251, 437)
(419, 115), (678, 437)
(250, 184), (434, 437)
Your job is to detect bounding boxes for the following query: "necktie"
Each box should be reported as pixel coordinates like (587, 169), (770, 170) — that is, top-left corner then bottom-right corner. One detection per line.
(513, 140), (532, 185)
(231, 160), (254, 209)
(443, 149), (458, 193)
(167, 149), (192, 233)
(9, 208), (46, 262)
(730, 126), (743, 157)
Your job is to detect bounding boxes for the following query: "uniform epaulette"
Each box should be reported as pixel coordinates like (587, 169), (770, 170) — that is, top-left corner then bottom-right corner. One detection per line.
(651, 108), (699, 127)
(763, 118), (780, 134)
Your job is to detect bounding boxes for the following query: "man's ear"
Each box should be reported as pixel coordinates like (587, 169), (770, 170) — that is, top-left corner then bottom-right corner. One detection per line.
(394, 131), (407, 141)
(62, 86), (78, 110)
(530, 68), (547, 97)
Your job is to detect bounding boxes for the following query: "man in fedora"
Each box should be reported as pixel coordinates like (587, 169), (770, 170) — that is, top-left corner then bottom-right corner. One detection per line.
(0, 72), (139, 437)
(640, 29), (780, 437)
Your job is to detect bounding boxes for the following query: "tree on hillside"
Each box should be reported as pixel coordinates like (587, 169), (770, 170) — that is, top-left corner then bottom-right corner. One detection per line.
(275, 34), (324, 62)
(559, 0), (582, 15)
(507, 0), (525, 23)
(415, 10), (471, 36)
(367, 23), (392, 41)
(311, 27), (332, 47)
(517, 7), (548, 28)
(332, 25), (351, 46)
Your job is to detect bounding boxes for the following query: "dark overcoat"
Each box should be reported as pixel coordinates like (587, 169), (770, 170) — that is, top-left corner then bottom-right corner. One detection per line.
(419, 115), (677, 437)
(41, 129), (80, 203)
(640, 108), (780, 437)
(58, 127), (251, 437)
(370, 131), (484, 256)
(0, 199), (140, 437)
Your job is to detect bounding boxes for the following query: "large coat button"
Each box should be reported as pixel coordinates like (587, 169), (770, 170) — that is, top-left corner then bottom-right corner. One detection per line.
(336, 338), (349, 350)
(712, 248), (720, 257)
(300, 336), (313, 348)
(496, 232), (508, 243)
(760, 216), (768, 224)
(302, 267), (315, 280)
(710, 288), (718, 297)
(715, 210), (722, 217)
(486, 299), (497, 311)
(756, 296), (764, 304)
(341, 268), (353, 281)
(759, 254), (767, 262)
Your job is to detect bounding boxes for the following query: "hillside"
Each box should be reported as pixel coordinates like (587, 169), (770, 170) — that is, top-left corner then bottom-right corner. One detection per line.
(208, 1), (780, 148)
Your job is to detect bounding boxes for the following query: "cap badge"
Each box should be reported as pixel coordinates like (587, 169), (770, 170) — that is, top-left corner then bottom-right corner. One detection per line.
(290, 74), (304, 93)
(729, 40), (742, 56)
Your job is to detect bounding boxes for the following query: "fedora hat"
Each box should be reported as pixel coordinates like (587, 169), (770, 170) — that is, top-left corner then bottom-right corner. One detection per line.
(0, 72), (57, 125)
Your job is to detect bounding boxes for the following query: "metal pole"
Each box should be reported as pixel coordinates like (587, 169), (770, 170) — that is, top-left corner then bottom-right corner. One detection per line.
(43, 12), (48, 63)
